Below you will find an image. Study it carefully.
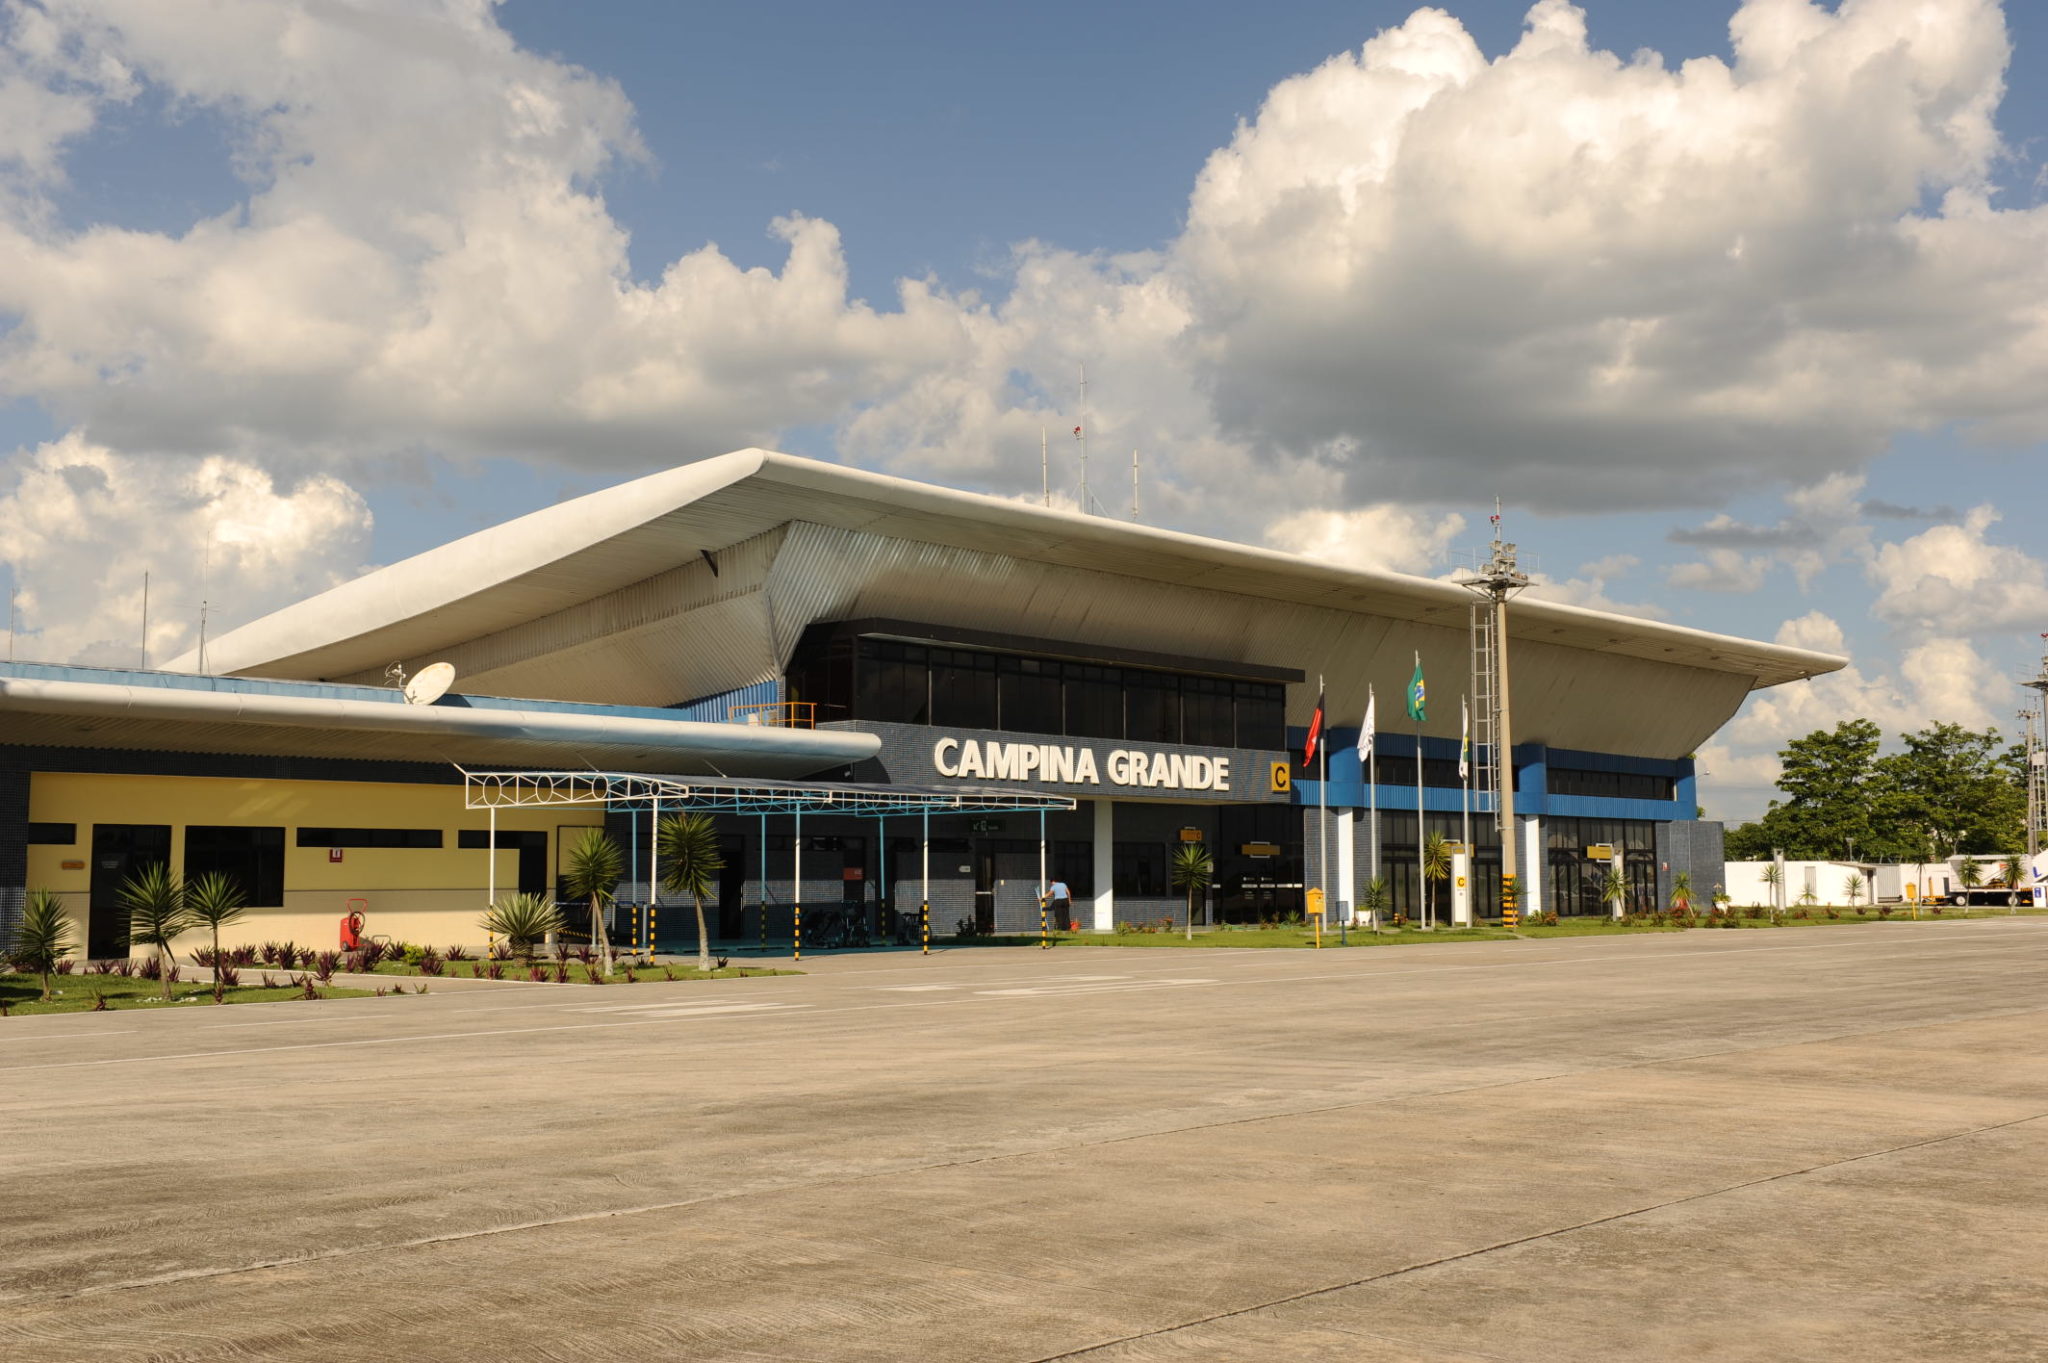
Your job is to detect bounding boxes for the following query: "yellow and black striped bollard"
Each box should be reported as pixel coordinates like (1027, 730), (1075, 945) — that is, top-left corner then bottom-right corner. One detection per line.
(1501, 874), (1519, 929)
(920, 901), (929, 956)
(794, 899), (802, 962)
(1040, 896), (1049, 950)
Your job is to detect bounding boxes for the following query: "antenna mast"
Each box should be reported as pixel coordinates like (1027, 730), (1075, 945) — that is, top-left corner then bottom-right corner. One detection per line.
(2023, 634), (2048, 859)
(1456, 499), (1530, 910)
(1131, 448), (1139, 521)
(1078, 363), (1090, 515)
(139, 571), (150, 669)
(1040, 427), (1049, 508)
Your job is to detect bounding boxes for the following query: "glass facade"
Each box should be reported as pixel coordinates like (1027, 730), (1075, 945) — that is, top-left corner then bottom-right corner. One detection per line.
(1544, 816), (1658, 916)
(788, 628), (1288, 749)
(1547, 768), (1675, 801)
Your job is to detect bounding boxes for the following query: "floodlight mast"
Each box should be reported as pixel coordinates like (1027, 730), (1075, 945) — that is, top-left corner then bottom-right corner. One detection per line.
(2021, 635), (2048, 858)
(1457, 506), (1531, 900)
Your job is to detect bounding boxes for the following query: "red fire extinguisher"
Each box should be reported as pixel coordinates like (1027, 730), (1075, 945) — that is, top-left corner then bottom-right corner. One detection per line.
(340, 905), (366, 950)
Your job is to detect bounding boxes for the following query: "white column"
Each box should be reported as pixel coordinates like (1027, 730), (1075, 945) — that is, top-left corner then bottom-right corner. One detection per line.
(1519, 815), (1543, 918)
(1092, 799), (1115, 931)
(1337, 809), (1356, 924)
(1450, 849), (1473, 925)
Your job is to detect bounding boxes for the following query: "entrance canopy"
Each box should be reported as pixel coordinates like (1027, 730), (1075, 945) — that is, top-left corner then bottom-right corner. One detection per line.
(461, 768), (1076, 817)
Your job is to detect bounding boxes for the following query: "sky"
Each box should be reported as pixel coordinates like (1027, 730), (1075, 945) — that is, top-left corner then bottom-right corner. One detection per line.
(3, 0), (2048, 822)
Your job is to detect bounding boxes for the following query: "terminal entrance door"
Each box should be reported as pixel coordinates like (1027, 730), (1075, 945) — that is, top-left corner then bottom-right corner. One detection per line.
(88, 823), (170, 958)
(973, 850), (997, 934)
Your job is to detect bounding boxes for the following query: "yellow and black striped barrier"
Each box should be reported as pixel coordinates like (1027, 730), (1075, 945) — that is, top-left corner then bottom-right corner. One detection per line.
(920, 901), (929, 956)
(1501, 874), (1519, 929)
(794, 899), (802, 962)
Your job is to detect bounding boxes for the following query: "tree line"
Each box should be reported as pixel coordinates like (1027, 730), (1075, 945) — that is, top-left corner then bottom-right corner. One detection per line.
(1725, 719), (2026, 862)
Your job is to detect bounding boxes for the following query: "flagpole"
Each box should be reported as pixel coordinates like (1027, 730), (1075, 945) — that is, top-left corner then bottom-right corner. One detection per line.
(1461, 692), (1471, 873)
(1414, 651), (1426, 929)
(1369, 686), (1379, 934)
(1317, 672), (1327, 935)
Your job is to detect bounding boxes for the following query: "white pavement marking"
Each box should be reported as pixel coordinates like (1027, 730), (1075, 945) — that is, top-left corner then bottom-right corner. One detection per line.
(577, 1001), (810, 1018)
(976, 979), (1215, 997)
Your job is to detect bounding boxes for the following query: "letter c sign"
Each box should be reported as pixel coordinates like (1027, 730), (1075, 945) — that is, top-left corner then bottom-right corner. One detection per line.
(1269, 761), (1291, 794)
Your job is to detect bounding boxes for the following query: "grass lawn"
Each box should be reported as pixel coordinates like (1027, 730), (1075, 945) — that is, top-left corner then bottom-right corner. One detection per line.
(1, 973), (374, 1016)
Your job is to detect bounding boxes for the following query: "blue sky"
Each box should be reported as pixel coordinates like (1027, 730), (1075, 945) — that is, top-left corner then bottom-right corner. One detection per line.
(3, 0), (2047, 819)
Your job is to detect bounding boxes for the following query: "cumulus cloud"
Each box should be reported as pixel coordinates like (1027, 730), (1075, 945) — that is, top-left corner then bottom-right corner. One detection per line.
(0, 435), (371, 665)
(1264, 504), (1466, 574)
(6, 0), (2048, 658)
(1867, 504), (2048, 635)
(1522, 553), (1669, 619)
(1701, 609), (2008, 818)
(1667, 548), (1769, 593)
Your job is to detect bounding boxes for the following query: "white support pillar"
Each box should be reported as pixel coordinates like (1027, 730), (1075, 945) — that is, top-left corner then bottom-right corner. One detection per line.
(1337, 809), (1356, 924)
(1092, 799), (1115, 932)
(1519, 815), (1543, 919)
(1450, 848), (1473, 926)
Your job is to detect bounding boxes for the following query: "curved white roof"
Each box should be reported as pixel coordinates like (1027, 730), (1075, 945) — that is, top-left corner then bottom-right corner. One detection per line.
(178, 449), (1844, 760)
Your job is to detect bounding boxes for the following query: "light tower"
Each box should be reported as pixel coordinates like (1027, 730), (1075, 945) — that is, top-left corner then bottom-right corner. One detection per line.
(1457, 508), (1531, 915)
(2022, 635), (2048, 858)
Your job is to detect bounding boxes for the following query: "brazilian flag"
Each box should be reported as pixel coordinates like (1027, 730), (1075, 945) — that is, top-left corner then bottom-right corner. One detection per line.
(1406, 653), (1426, 723)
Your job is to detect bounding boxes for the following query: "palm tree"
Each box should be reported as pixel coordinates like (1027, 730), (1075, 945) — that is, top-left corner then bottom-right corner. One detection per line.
(1761, 862), (1784, 912)
(480, 892), (563, 963)
(1421, 832), (1453, 929)
(1170, 842), (1214, 941)
(1957, 855), (1982, 910)
(1668, 871), (1695, 916)
(1601, 868), (1629, 920)
(183, 871), (249, 1000)
(1360, 875), (1389, 933)
(658, 812), (725, 972)
(9, 888), (76, 1002)
(1842, 871), (1865, 908)
(563, 827), (623, 973)
(1999, 855), (2025, 914)
(119, 862), (192, 1001)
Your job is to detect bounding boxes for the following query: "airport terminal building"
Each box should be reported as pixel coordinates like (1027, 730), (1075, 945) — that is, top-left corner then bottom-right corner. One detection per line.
(0, 451), (1843, 951)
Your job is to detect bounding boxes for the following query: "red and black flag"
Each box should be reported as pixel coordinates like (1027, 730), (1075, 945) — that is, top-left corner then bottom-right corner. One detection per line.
(1303, 688), (1326, 766)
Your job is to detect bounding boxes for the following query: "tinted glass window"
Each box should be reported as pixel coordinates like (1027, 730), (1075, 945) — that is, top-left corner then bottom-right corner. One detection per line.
(184, 825), (286, 907)
(1182, 676), (1234, 747)
(1113, 842), (1167, 896)
(1125, 671), (1181, 744)
(930, 649), (998, 728)
(1234, 682), (1284, 750)
(998, 656), (1063, 735)
(1063, 664), (1123, 739)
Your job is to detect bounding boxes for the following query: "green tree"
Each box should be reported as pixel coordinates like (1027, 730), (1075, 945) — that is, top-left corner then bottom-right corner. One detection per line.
(1361, 875), (1389, 933)
(1761, 862), (1783, 912)
(1601, 868), (1629, 918)
(1169, 842), (1214, 940)
(657, 813), (725, 972)
(1998, 855), (2026, 912)
(1668, 871), (1695, 914)
(9, 888), (76, 1002)
(480, 893), (563, 963)
(119, 862), (192, 1001)
(1421, 833), (1453, 928)
(563, 827), (624, 973)
(1724, 720), (1884, 860)
(182, 871), (249, 1000)
(1957, 855), (1983, 899)
(1876, 724), (2024, 857)
(1842, 871), (1864, 907)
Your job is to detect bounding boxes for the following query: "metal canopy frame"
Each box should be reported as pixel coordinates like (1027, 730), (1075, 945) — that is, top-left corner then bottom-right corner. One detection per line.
(460, 768), (1074, 818)
(460, 768), (1074, 960)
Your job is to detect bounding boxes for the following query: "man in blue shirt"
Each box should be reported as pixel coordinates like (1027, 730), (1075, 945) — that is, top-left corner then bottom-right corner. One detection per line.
(1045, 878), (1073, 929)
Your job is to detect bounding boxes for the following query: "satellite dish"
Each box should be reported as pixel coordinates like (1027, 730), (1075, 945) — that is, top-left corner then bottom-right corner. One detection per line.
(403, 661), (457, 706)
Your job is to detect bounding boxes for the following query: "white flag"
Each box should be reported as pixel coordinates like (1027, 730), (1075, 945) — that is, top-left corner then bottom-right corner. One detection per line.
(1356, 687), (1376, 763)
(1459, 696), (1470, 780)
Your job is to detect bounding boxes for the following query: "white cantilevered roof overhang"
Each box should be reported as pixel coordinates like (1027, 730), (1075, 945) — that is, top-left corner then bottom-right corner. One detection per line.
(0, 667), (878, 778)
(188, 448), (1845, 693)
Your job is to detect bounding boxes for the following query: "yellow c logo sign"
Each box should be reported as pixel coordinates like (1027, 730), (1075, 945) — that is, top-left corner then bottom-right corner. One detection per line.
(1270, 761), (1291, 793)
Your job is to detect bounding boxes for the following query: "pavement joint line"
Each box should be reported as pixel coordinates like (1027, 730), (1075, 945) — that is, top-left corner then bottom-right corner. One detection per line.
(13, 995), (2047, 1314)
(1019, 1106), (2048, 1362)
(7, 935), (2044, 1070)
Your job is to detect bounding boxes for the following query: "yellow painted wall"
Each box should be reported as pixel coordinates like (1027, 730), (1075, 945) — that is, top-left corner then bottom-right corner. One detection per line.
(26, 772), (606, 956)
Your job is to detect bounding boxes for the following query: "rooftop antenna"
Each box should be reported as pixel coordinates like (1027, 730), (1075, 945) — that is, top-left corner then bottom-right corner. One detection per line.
(2022, 633), (2048, 858)
(1040, 426), (1049, 508)
(139, 570), (149, 669)
(1077, 363), (1090, 515)
(196, 523), (212, 674)
(1131, 447), (1140, 521)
